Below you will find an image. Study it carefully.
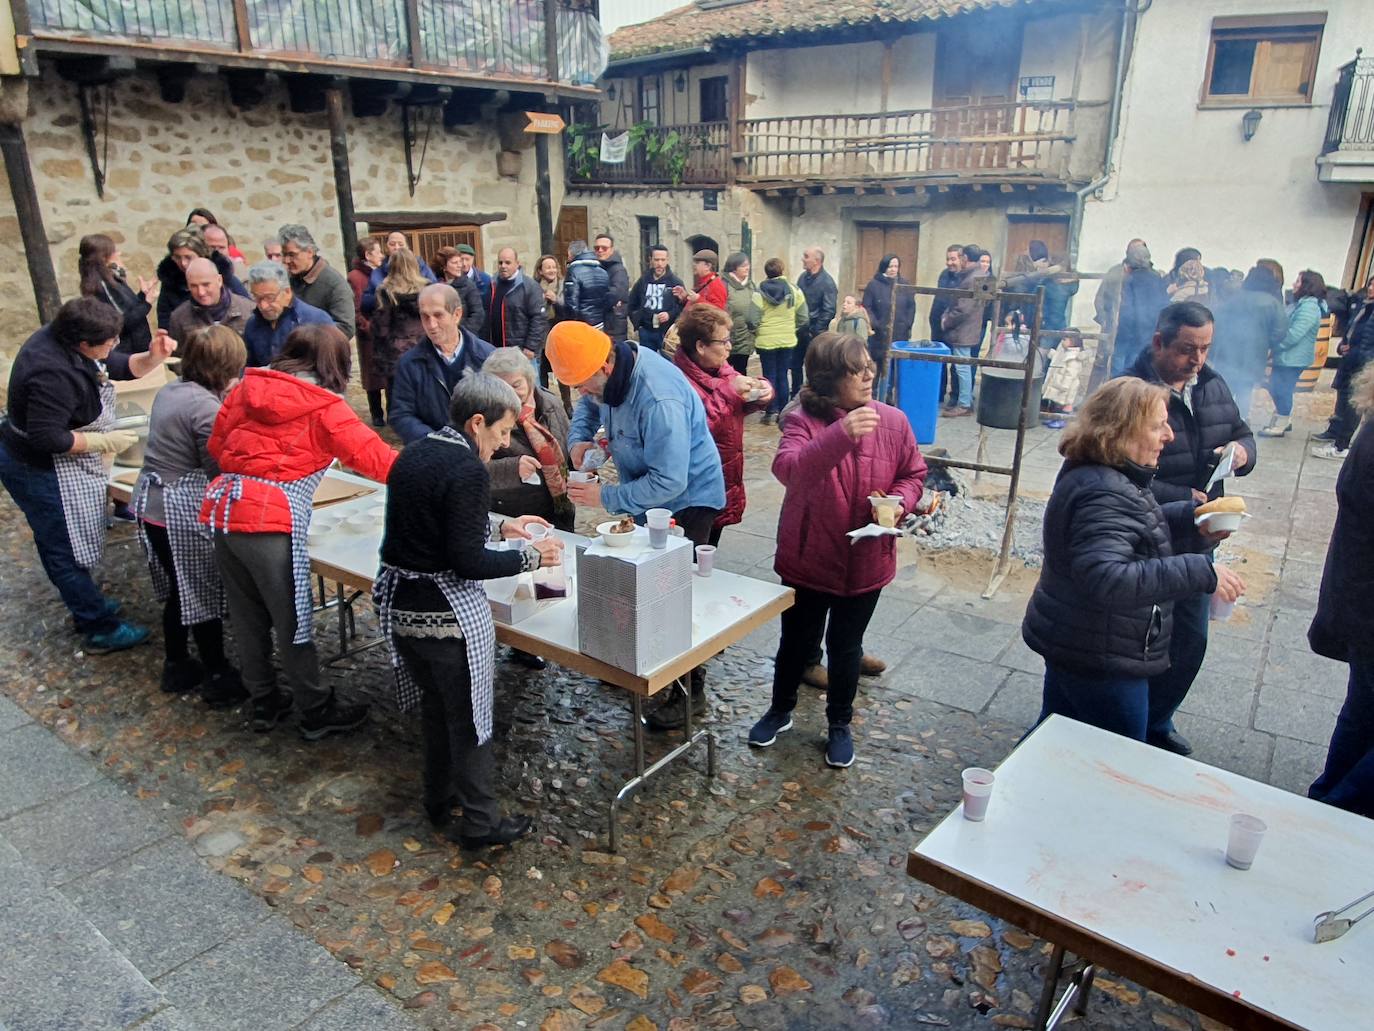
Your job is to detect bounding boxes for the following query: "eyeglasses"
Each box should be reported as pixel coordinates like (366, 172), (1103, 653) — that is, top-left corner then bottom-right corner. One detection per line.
(708, 335), (732, 346)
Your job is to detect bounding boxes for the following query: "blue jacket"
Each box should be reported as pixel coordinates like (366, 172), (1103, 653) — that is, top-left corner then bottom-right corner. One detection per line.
(568, 347), (725, 517)
(242, 297), (334, 367)
(388, 329), (496, 443)
(1274, 295), (1326, 368)
(361, 255), (438, 314)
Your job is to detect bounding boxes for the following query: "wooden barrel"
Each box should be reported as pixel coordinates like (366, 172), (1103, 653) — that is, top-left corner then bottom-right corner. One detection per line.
(1297, 314), (1333, 391)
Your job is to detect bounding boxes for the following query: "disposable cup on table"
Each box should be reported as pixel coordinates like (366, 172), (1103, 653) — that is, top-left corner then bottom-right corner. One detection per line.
(1209, 592), (1235, 622)
(961, 767), (995, 822)
(568, 471), (596, 484)
(1226, 813), (1266, 870)
(695, 545), (716, 575)
(646, 508), (671, 549)
(526, 524), (549, 542)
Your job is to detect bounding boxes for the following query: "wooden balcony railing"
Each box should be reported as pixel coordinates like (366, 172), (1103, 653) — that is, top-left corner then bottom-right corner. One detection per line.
(565, 121), (732, 186)
(19, 0), (602, 86)
(1323, 52), (1374, 155)
(736, 101), (1076, 182)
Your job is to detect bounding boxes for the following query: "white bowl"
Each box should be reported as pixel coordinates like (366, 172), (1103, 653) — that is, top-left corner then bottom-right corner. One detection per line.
(1195, 510), (1248, 533)
(596, 521), (638, 547)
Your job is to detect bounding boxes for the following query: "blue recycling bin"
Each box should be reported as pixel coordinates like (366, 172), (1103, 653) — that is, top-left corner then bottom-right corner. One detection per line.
(892, 340), (949, 445)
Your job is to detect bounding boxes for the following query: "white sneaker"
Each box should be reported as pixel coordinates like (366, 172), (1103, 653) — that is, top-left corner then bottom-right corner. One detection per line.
(1257, 421), (1291, 437)
(1310, 443), (1349, 460)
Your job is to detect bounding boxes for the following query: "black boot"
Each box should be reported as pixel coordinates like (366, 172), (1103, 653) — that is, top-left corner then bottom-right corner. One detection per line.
(161, 657), (205, 694)
(202, 667), (248, 709)
(367, 389), (385, 427)
(644, 677), (708, 733)
(299, 695), (369, 741)
(451, 814), (533, 851)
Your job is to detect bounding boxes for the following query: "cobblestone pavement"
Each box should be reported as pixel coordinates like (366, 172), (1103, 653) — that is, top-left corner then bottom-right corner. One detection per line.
(0, 377), (1348, 1030)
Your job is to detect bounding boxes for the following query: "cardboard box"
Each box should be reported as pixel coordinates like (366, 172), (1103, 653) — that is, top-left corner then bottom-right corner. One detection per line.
(486, 572), (540, 624)
(576, 534), (693, 674)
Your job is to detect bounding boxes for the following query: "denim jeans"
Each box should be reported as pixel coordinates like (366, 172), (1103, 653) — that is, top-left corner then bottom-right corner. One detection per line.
(1266, 365), (1304, 419)
(1037, 662), (1150, 740)
(758, 348), (792, 415)
(771, 585), (881, 727)
(0, 441), (118, 633)
(950, 346), (974, 407)
(1309, 659), (1374, 819)
(639, 327), (665, 353)
(790, 330), (813, 398)
(1146, 590), (1209, 740)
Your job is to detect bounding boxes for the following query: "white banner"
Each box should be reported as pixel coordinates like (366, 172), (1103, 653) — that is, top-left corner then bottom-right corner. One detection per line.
(599, 131), (629, 164)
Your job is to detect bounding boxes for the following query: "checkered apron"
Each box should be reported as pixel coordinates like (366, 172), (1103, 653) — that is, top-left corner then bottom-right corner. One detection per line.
(52, 372), (115, 570)
(204, 466), (328, 645)
(372, 566), (496, 743)
(133, 470), (224, 625)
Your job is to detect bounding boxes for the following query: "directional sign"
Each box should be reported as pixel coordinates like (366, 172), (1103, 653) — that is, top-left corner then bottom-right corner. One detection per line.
(524, 111), (566, 135)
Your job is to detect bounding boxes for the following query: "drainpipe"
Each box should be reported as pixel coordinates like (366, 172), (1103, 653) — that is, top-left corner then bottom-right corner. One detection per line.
(1069, 0), (1151, 266)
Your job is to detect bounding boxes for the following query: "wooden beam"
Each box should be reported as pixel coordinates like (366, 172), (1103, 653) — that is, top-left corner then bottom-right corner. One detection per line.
(355, 210), (509, 228)
(971, 183), (982, 191)
(0, 121), (62, 322)
(822, 184), (837, 194)
(883, 185), (896, 196)
(324, 86), (358, 266)
(938, 185), (950, 193)
(855, 185), (866, 195)
(1000, 183), (1014, 193)
(230, 0), (252, 52)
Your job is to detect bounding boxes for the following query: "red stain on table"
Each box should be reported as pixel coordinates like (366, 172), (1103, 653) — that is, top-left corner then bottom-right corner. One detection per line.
(1092, 761), (1231, 813)
(1226, 948), (1236, 957)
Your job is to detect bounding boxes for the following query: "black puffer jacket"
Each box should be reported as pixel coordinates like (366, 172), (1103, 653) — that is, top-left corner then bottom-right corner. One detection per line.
(1023, 460), (1218, 678)
(562, 252), (610, 325)
(1336, 301), (1374, 389)
(1124, 351), (1256, 510)
(600, 251), (630, 340)
(155, 249), (247, 330)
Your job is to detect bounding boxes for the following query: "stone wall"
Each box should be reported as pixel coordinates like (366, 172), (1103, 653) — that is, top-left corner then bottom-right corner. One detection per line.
(0, 65), (556, 362)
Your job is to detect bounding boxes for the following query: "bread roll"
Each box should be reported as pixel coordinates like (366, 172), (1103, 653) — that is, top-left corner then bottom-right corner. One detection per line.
(1195, 495), (1246, 516)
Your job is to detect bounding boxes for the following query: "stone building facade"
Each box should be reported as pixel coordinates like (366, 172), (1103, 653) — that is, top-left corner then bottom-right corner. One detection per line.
(0, 66), (564, 366)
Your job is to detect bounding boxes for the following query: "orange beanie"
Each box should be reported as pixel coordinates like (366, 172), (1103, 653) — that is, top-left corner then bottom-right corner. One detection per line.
(546, 321), (613, 386)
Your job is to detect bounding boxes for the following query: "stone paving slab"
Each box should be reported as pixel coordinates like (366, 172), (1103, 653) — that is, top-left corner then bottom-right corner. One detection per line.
(0, 888), (164, 1031)
(0, 693), (31, 732)
(1173, 711), (1275, 784)
(0, 778), (172, 888)
(902, 605), (1021, 662)
(1253, 683), (1346, 746)
(62, 837), (272, 980)
(154, 917), (363, 1031)
(0, 722), (99, 820)
(883, 645), (1014, 713)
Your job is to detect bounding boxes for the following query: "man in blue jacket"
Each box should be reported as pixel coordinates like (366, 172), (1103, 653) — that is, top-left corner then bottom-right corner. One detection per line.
(242, 261), (334, 367)
(562, 240), (611, 328)
(547, 320), (725, 731)
(388, 284), (495, 443)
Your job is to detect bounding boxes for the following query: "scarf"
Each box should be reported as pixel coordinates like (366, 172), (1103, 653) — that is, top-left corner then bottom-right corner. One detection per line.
(602, 340), (638, 408)
(518, 399), (573, 520)
(198, 288), (234, 325)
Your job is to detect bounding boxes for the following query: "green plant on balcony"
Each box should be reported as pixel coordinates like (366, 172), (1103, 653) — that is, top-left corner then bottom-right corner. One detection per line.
(565, 122), (600, 180)
(629, 121), (692, 185)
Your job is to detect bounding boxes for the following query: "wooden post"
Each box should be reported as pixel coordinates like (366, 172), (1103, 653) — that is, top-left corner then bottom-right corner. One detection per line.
(231, 0), (252, 52)
(0, 121), (62, 323)
(404, 0), (424, 68)
(324, 86), (358, 266)
(729, 55), (745, 183)
(535, 0), (559, 259)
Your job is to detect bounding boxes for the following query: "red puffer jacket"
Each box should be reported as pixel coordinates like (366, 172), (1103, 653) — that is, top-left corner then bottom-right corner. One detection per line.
(773, 402), (927, 596)
(673, 348), (769, 528)
(200, 368), (397, 534)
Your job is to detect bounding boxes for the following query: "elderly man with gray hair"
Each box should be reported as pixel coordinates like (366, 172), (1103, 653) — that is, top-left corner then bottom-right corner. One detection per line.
(241, 261), (336, 367)
(277, 224), (356, 340)
(388, 282), (495, 443)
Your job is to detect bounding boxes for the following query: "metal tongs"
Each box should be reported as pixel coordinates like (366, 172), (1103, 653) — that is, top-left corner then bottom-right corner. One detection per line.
(1314, 889), (1374, 943)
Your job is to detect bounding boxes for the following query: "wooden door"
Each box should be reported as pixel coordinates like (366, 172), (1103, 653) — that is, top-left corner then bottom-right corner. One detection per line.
(371, 224), (482, 273)
(855, 222), (919, 297)
(1003, 217), (1070, 271)
(555, 205), (589, 266)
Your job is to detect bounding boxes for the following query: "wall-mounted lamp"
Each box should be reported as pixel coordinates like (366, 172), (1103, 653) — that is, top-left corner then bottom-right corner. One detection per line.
(606, 82), (617, 101)
(1242, 108), (1262, 142)
(674, 71), (687, 93)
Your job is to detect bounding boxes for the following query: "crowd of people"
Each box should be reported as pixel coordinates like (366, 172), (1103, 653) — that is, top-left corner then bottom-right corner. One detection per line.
(0, 209), (1369, 852)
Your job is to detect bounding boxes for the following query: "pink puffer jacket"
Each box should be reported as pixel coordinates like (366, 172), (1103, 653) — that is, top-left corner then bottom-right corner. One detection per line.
(773, 402), (927, 596)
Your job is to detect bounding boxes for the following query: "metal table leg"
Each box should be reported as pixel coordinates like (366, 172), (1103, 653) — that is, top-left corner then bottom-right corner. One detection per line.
(1033, 943), (1096, 1031)
(606, 676), (717, 852)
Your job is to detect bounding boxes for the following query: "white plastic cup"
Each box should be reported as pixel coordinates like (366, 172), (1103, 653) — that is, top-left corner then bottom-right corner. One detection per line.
(695, 544), (716, 575)
(1226, 813), (1266, 870)
(961, 767), (995, 822)
(568, 470), (596, 484)
(646, 508), (671, 550)
(1209, 593), (1235, 622)
(526, 524), (549, 542)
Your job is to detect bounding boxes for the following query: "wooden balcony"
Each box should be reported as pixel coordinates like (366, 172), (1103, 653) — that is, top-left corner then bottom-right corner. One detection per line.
(565, 121), (732, 187)
(736, 101), (1077, 187)
(14, 0), (602, 95)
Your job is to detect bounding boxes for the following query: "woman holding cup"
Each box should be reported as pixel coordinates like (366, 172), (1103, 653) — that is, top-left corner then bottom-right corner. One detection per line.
(480, 348), (574, 533)
(673, 305), (773, 547)
(1021, 377), (1244, 742)
(748, 332), (927, 769)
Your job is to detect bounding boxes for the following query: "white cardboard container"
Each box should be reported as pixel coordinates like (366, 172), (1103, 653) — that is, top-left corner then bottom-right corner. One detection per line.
(576, 533), (693, 673)
(486, 571), (541, 624)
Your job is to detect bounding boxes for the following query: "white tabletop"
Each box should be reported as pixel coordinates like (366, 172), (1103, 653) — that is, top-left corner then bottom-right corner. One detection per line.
(911, 715), (1373, 1029)
(307, 501), (790, 689)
